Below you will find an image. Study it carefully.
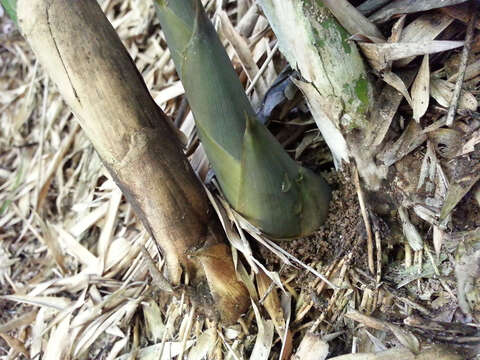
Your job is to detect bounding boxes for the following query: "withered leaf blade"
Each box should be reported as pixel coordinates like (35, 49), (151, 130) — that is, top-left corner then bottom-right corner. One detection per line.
(411, 54), (430, 122)
(293, 332), (329, 360)
(381, 71), (413, 107)
(395, 12), (454, 67)
(430, 78), (478, 111)
(440, 167), (480, 222)
(377, 120), (427, 167)
(398, 207), (424, 252)
(367, 70), (416, 147)
(359, 41), (464, 71)
(321, 0), (384, 40)
(449, 58), (480, 82)
(369, 0), (469, 23)
(357, 0), (391, 16)
(455, 239), (480, 321)
(460, 129), (480, 155)
(427, 128), (463, 159)
(250, 301), (275, 360)
(388, 14), (407, 43)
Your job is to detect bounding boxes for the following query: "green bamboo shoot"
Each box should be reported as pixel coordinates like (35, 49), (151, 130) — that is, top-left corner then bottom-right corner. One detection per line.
(1, 0), (16, 23)
(155, 0), (331, 238)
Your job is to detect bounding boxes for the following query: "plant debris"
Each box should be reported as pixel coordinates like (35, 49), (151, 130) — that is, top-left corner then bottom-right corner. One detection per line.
(0, 0), (480, 359)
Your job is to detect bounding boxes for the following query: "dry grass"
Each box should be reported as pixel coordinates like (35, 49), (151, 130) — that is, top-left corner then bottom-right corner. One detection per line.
(0, 0), (480, 359)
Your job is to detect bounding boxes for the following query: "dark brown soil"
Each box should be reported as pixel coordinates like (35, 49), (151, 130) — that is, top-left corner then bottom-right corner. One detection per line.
(259, 169), (366, 270)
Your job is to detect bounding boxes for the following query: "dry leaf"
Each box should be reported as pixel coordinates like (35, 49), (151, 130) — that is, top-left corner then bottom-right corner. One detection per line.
(411, 55), (430, 121)
(187, 327), (217, 360)
(43, 314), (72, 360)
(321, 0), (384, 40)
(369, 0), (469, 23)
(377, 120), (427, 166)
(249, 301), (274, 360)
(440, 168), (480, 222)
(292, 332), (329, 360)
(430, 78), (478, 111)
(0, 333), (29, 358)
(359, 41), (463, 71)
(381, 71), (413, 107)
(427, 128), (463, 159)
(143, 300), (165, 342)
(398, 207), (423, 252)
(395, 12), (454, 67)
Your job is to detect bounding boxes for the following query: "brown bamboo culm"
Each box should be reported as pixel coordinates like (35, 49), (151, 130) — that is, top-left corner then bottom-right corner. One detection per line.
(15, 0), (248, 324)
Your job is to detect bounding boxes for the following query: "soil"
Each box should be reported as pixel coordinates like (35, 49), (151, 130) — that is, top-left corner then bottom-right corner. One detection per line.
(258, 169), (365, 270)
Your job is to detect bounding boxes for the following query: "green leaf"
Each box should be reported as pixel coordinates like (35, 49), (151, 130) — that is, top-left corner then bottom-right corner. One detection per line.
(1, 0), (17, 24)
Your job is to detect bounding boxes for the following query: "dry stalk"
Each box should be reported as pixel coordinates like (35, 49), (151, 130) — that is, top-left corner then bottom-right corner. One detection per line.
(446, 2), (478, 126)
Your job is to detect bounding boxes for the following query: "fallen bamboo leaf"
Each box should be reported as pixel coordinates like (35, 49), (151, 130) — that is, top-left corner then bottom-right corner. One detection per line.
(345, 309), (419, 353)
(321, 0), (384, 41)
(460, 129), (480, 155)
(143, 300), (165, 342)
(427, 128), (463, 159)
(0, 310), (37, 333)
(381, 71), (413, 106)
(43, 314), (71, 360)
(398, 207), (424, 252)
(433, 226), (444, 259)
(440, 2), (480, 29)
(369, 0), (469, 23)
(237, 3), (260, 37)
(388, 14), (407, 43)
(446, 5), (477, 127)
(293, 79), (350, 167)
(357, 0), (391, 16)
(367, 70), (416, 147)
(411, 55), (430, 121)
(292, 332), (329, 360)
(187, 327), (216, 360)
(1, 295), (71, 310)
(440, 167), (480, 222)
(395, 12), (454, 67)
(106, 336), (130, 360)
(219, 11), (268, 99)
(98, 186), (123, 265)
(73, 300), (138, 357)
(257, 270), (293, 360)
(115, 340), (196, 360)
(0, 332), (29, 358)
(449, 58), (480, 82)
(53, 225), (101, 273)
(329, 346), (462, 359)
(359, 41), (463, 72)
(377, 120), (427, 166)
(430, 78), (478, 111)
(455, 242), (480, 321)
(249, 301), (274, 360)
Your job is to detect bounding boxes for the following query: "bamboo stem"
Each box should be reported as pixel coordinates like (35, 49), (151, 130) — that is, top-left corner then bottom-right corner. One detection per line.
(259, 0), (387, 190)
(15, 0), (248, 324)
(155, 0), (331, 238)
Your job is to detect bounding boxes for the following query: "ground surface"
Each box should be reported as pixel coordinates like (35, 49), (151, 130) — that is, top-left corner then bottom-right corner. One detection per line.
(1, 0), (480, 359)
